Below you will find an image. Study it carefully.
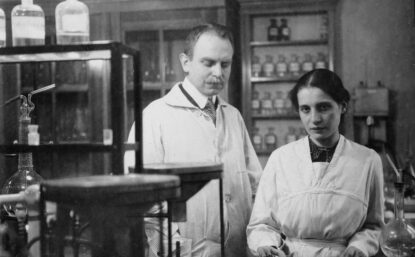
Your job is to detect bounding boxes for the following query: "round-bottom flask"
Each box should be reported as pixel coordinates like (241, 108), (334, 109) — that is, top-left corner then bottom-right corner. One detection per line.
(380, 182), (415, 257)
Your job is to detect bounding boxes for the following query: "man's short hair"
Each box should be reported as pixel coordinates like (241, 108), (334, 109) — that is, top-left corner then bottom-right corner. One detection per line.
(184, 23), (234, 59)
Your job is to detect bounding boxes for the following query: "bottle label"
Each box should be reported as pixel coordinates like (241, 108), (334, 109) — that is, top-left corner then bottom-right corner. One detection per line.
(262, 100), (273, 109)
(253, 135), (262, 144)
(252, 100), (260, 109)
(277, 63), (287, 72)
(12, 16), (45, 39)
(252, 63), (261, 74)
(274, 99), (285, 108)
(315, 61), (326, 69)
(62, 14), (88, 32)
(265, 135), (276, 144)
(289, 63), (300, 72)
(302, 62), (314, 72)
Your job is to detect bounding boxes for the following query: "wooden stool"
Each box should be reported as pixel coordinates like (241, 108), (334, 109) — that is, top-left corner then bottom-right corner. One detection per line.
(39, 174), (180, 257)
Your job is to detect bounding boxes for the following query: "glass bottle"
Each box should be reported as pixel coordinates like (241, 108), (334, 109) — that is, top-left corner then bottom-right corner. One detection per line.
(0, 8), (5, 47)
(252, 127), (262, 152)
(285, 126), (297, 144)
(315, 52), (327, 69)
(261, 91), (273, 116)
(280, 18), (291, 41)
(302, 54), (314, 74)
(276, 55), (288, 78)
(55, 0), (90, 44)
(251, 55), (262, 77)
(262, 55), (275, 77)
(289, 54), (300, 77)
(273, 91), (285, 116)
(11, 0), (45, 46)
(27, 124), (39, 145)
(380, 182), (415, 257)
(267, 18), (279, 41)
(265, 127), (277, 151)
(251, 90), (261, 115)
(283, 91), (294, 115)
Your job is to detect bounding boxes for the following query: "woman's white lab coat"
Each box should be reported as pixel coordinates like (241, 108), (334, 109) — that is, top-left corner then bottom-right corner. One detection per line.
(125, 83), (262, 257)
(247, 135), (384, 257)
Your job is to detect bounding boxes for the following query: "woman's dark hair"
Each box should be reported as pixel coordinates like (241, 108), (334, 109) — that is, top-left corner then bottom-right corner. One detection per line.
(289, 69), (350, 111)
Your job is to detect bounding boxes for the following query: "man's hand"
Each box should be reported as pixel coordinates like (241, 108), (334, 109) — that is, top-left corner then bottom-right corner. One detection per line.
(340, 246), (366, 257)
(257, 246), (287, 257)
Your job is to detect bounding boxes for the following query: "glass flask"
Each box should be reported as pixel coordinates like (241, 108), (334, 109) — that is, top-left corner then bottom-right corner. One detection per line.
(1, 95), (43, 217)
(380, 182), (415, 257)
(11, 0), (45, 46)
(0, 8), (5, 47)
(55, 0), (90, 44)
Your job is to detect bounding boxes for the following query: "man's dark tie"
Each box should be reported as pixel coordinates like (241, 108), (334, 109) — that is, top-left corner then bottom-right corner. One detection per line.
(203, 97), (216, 125)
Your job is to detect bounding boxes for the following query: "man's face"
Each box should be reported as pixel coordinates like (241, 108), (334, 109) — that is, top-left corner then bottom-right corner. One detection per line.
(180, 32), (233, 97)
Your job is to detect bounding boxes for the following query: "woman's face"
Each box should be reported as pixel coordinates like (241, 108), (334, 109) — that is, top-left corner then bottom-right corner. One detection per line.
(297, 87), (345, 147)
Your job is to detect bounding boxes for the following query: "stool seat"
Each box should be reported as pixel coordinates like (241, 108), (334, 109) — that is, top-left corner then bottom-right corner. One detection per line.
(143, 162), (223, 221)
(41, 174), (180, 207)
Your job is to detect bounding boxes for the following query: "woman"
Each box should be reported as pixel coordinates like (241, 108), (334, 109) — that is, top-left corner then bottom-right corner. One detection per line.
(247, 69), (385, 257)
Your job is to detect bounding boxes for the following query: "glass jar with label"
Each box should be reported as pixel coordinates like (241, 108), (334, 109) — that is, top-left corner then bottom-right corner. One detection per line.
(262, 55), (275, 77)
(55, 0), (90, 44)
(251, 90), (261, 115)
(285, 126), (297, 144)
(283, 91), (294, 115)
(315, 52), (327, 69)
(265, 127), (277, 151)
(289, 54), (300, 77)
(273, 91), (285, 116)
(280, 18), (291, 41)
(276, 55), (288, 78)
(267, 18), (279, 41)
(302, 54), (314, 74)
(261, 91), (273, 116)
(252, 127), (263, 152)
(11, 0), (45, 46)
(252, 55), (262, 77)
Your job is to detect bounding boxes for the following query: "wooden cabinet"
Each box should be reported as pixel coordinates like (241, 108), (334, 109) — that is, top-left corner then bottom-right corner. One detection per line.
(240, 0), (338, 166)
(0, 43), (141, 182)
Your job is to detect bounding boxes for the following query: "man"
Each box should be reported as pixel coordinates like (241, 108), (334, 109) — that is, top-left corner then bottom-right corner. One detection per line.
(125, 23), (262, 257)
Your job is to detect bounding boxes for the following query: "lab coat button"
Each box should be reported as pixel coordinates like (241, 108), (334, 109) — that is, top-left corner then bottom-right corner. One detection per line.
(225, 194), (231, 202)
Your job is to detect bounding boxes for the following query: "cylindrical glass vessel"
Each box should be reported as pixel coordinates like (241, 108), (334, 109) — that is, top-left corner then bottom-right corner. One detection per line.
(11, 0), (45, 46)
(380, 182), (415, 257)
(55, 0), (90, 44)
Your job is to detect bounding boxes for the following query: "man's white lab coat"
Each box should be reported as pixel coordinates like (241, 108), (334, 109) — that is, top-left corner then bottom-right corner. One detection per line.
(125, 80), (262, 257)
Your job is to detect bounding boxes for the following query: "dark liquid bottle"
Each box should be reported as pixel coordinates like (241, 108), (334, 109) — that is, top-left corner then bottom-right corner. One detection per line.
(267, 19), (279, 41)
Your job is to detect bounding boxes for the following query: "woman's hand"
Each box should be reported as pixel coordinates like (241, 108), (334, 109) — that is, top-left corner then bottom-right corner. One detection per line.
(257, 246), (287, 257)
(339, 246), (366, 257)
